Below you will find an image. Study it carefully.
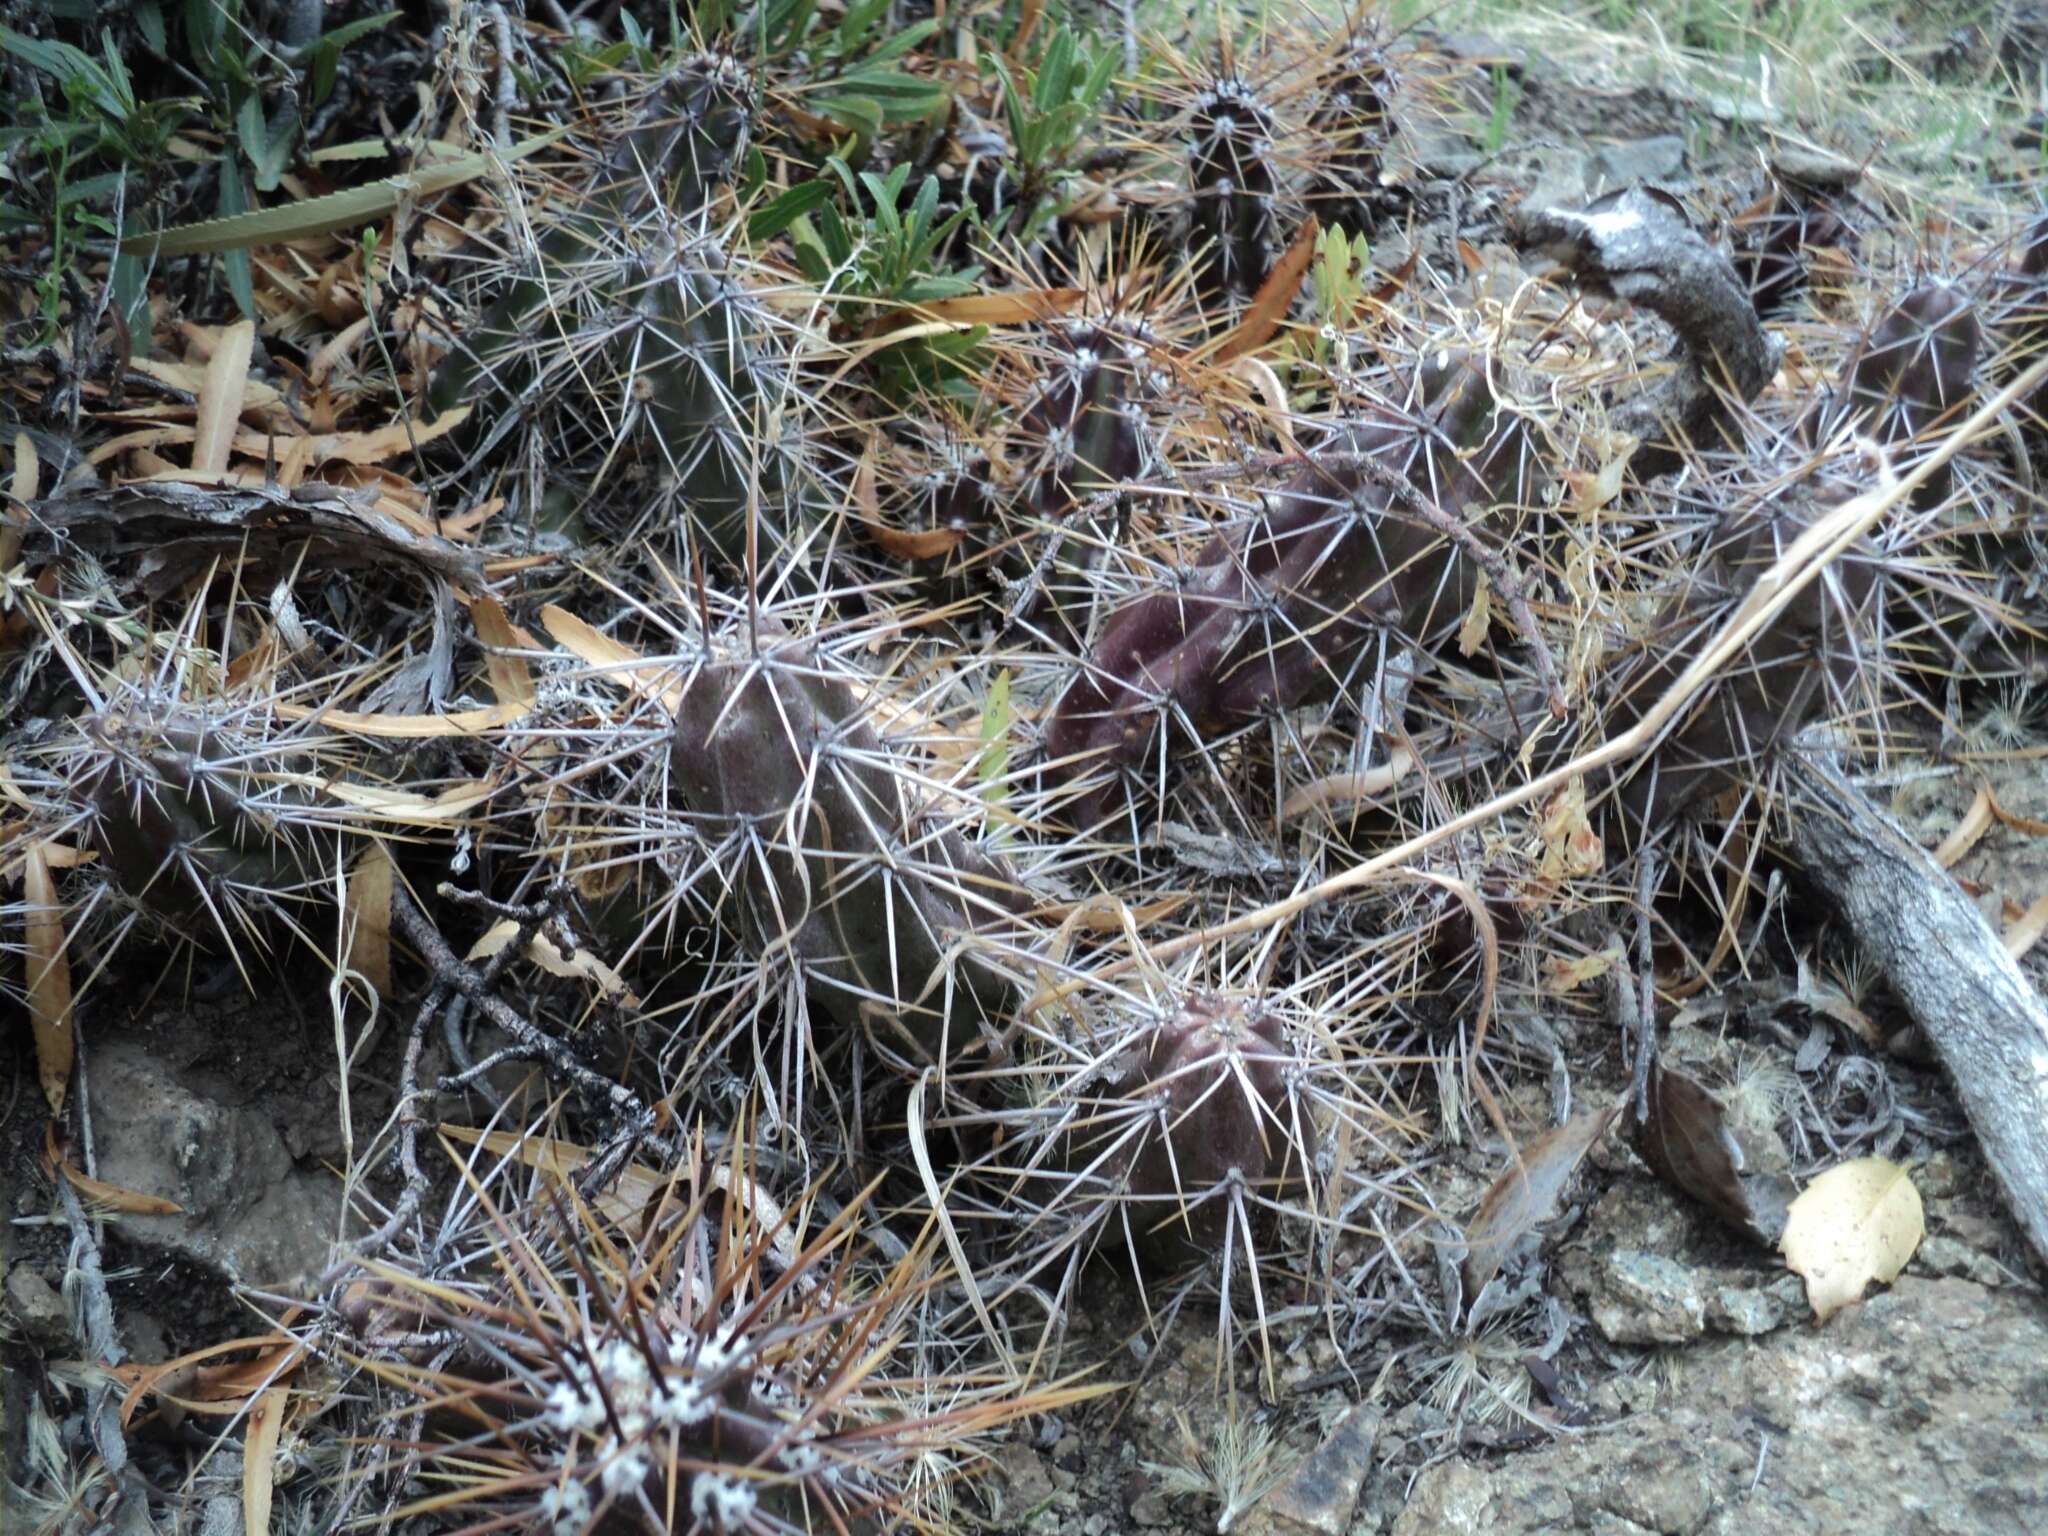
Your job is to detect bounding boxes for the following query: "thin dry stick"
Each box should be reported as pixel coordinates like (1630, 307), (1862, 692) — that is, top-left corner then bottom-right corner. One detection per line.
(1023, 350), (2048, 1014)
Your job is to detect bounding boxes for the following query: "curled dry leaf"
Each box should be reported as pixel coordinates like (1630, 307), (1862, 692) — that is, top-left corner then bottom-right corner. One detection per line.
(45, 1124), (183, 1215)
(21, 841), (73, 1113)
(1780, 1155), (1925, 1322)
(244, 1384), (288, 1536)
(1632, 1064), (1796, 1245)
(465, 916), (640, 1006)
(1462, 1099), (1620, 1299)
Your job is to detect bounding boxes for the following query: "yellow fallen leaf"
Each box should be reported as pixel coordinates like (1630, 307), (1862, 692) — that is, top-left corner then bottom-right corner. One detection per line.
(273, 701), (528, 736)
(1542, 941), (1622, 994)
(540, 604), (683, 712)
(1780, 1156), (1924, 1322)
(470, 594), (536, 706)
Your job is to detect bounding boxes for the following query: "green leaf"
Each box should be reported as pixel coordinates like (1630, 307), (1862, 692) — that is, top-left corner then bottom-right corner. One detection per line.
(136, 2), (167, 55)
(861, 16), (937, 65)
(98, 29), (135, 116)
(748, 179), (833, 241)
(121, 128), (569, 255)
(215, 157), (256, 319)
(815, 94), (883, 142)
(293, 8), (399, 61)
(790, 216), (832, 284)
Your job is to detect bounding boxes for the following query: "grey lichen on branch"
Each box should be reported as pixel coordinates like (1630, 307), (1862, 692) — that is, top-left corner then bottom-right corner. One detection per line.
(1515, 185), (1781, 474)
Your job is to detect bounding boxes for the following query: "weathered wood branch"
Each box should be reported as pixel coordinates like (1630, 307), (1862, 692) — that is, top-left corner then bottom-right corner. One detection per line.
(1783, 748), (2048, 1265)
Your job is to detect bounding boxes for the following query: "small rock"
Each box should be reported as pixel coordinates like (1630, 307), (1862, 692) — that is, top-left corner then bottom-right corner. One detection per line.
(1704, 1276), (1800, 1336)
(4, 1263), (72, 1352)
(1246, 1405), (1382, 1536)
(1766, 142), (1863, 192)
(1913, 1234), (2014, 1288)
(1523, 149), (1591, 213)
(996, 1442), (1059, 1519)
(1586, 1250), (1706, 1345)
(1128, 1486), (1173, 1527)
(83, 1033), (341, 1288)
(1591, 135), (1688, 189)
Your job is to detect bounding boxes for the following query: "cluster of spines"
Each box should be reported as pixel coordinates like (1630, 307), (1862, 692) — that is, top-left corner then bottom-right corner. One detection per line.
(58, 689), (336, 961)
(633, 233), (813, 575)
(428, 52), (755, 421)
(355, 1145), (1050, 1536)
(1184, 76), (1286, 303)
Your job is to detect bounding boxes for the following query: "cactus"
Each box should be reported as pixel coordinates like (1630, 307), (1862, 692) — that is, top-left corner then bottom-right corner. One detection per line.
(1002, 319), (1164, 642)
(1109, 994), (1301, 1266)
(1186, 76), (1284, 305)
(633, 234), (810, 576)
(64, 691), (331, 956)
(1736, 193), (1857, 318)
(428, 53), (755, 421)
(1602, 498), (1881, 837)
(1809, 284), (1982, 508)
(669, 623), (1021, 1065)
(1306, 33), (1396, 235)
(1044, 353), (1536, 826)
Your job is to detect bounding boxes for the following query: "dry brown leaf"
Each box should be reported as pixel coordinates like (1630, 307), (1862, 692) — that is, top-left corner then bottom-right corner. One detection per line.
(1280, 749), (1417, 820)
(273, 701), (528, 736)
(1533, 777), (1603, 882)
(4, 429), (34, 570)
(471, 594), (537, 706)
(1565, 436), (1636, 513)
(1934, 786), (1994, 868)
(45, 1124), (183, 1214)
(1780, 1156), (1924, 1321)
(1987, 788), (2048, 838)
(541, 604), (684, 711)
(321, 779), (498, 825)
(131, 356), (287, 413)
(1541, 941), (1622, 994)
(1632, 1065), (1795, 1244)
(1462, 1100), (1620, 1298)
(228, 403), (469, 469)
(344, 843), (395, 999)
(193, 321), (254, 474)
(1207, 215), (1319, 363)
(22, 842), (73, 1112)
(115, 1333), (303, 1425)
(244, 1385), (287, 1536)
(1457, 570), (1493, 657)
(872, 287), (1081, 332)
(2006, 893), (2048, 959)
